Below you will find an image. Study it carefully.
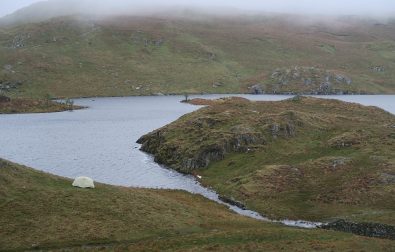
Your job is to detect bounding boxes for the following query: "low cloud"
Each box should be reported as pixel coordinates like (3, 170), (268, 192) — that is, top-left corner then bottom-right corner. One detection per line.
(1, 0), (395, 19)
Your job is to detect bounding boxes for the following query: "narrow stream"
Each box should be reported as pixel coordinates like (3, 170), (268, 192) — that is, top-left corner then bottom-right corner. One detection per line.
(1, 94), (393, 228)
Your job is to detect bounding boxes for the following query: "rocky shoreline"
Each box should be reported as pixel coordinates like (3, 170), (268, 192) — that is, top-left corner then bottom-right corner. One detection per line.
(218, 196), (395, 240)
(320, 220), (395, 240)
(218, 195), (247, 210)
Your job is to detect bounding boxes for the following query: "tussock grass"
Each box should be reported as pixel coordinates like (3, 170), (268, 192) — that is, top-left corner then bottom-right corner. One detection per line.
(1, 159), (394, 251)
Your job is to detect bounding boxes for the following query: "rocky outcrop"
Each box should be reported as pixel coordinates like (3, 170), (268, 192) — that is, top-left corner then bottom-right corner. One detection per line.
(137, 98), (308, 173)
(212, 82), (223, 88)
(327, 131), (363, 148)
(271, 122), (295, 138)
(0, 80), (23, 92)
(371, 66), (385, 72)
(270, 66), (352, 94)
(137, 114), (302, 173)
(130, 31), (165, 47)
(138, 128), (266, 173)
(249, 84), (264, 94)
(11, 34), (31, 48)
(320, 220), (395, 240)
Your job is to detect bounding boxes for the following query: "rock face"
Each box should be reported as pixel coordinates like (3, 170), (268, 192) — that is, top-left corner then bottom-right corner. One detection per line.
(321, 220), (395, 240)
(137, 97), (309, 173)
(269, 66), (353, 94)
(72, 176), (95, 188)
(137, 126), (266, 173)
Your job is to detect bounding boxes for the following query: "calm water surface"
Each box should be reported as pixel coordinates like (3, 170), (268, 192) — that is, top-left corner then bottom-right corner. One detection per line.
(0, 94), (393, 226)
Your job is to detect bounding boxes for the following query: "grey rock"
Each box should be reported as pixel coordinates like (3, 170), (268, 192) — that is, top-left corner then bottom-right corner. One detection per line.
(321, 219), (395, 240)
(371, 66), (385, 72)
(332, 157), (351, 169)
(11, 34), (30, 48)
(212, 82), (223, 88)
(334, 74), (352, 84)
(218, 195), (246, 210)
(319, 82), (332, 94)
(380, 173), (395, 184)
(271, 124), (280, 138)
(3, 65), (13, 71)
(0, 80), (23, 92)
(249, 84), (264, 94)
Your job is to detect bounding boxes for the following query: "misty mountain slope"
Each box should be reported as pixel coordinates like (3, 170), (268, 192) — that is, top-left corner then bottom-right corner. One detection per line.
(0, 0), (85, 26)
(0, 15), (395, 98)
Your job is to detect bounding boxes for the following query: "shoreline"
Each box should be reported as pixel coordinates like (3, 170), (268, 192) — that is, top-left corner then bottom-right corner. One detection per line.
(50, 92), (395, 100)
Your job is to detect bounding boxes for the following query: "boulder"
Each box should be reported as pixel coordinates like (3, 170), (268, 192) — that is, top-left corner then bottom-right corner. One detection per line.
(72, 176), (95, 188)
(249, 84), (264, 94)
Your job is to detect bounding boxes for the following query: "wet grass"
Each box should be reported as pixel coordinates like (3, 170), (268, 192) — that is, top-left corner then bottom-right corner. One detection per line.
(1, 159), (394, 251)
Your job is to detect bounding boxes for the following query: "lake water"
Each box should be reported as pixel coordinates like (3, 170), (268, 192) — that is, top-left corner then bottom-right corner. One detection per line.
(0, 94), (394, 226)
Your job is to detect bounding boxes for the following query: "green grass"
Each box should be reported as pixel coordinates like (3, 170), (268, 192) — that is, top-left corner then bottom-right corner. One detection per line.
(138, 97), (395, 225)
(1, 158), (394, 251)
(0, 15), (395, 99)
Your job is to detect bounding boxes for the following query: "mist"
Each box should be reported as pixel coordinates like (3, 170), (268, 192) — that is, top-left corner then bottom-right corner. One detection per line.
(1, 0), (395, 18)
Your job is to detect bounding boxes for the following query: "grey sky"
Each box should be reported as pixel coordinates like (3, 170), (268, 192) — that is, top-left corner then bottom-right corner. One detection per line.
(1, 0), (395, 18)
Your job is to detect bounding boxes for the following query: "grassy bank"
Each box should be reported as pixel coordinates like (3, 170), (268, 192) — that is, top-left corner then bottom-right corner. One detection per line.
(0, 96), (80, 114)
(1, 159), (394, 251)
(138, 96), (395, 225)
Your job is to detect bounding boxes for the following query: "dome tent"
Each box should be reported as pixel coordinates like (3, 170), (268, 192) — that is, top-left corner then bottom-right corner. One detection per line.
(72, 176), (95, 188)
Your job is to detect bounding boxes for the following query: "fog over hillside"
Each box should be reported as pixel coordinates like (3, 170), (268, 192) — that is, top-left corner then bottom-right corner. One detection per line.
(1, 0), (395, 23)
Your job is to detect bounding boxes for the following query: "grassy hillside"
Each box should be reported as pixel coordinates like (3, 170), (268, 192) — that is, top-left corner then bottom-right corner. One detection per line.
(2, 159), (394, 251)
(0, 14), (395, 98)
(138, 96), (395, 224)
